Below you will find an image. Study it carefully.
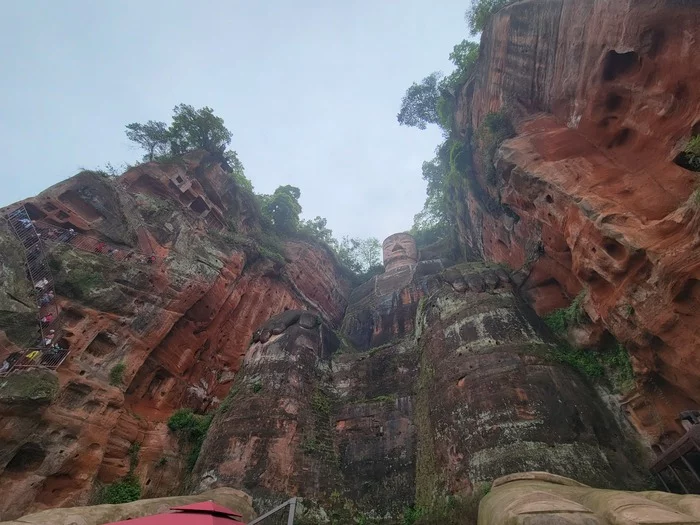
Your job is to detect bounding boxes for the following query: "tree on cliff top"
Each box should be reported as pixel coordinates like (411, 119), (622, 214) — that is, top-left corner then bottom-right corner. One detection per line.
(397, 73), (443, 130)
(125, 120), (170, 162)
(168, 104), (232, 156)
(465, 0), (516, 35)
(125, 104), (240, 167)
(259, 185), (303, 234)
(397, 41), (479, 132)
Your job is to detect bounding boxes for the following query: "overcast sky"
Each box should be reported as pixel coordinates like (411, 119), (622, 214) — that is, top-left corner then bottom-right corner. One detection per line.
(1, 1), (471, 241)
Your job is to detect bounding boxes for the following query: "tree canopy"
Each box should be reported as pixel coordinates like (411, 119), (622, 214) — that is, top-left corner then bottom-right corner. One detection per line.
(465, 0), (516, 35)
(125, 120), (170, 162)
(260, 185), (303, 234)
(169, 104), (232, 156)
(397, 73), (443, 130)
(126, 104), (234, 160)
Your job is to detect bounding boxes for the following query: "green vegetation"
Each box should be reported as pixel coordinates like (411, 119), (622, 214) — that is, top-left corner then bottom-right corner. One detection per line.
(54, 267), (108, 300)
(109, 362), (126, 386)
(95, 439), (142, 504)
(543, 291), (587, 334)
(683, 135), (700, 171)
(251, 380), (263, 393)
(465, 0), (517, 35)
(544, 293), (635, 392)
(397, 41), (479, 132)
(96, 474), (141, 504)
(0, 369), (59, 402)
(404, 484), (491, 525)
(167, 408), (213, 471)
(474, 111), (516, 182)
(125, 104), (383, 282)
(397, 38), (483, 249)
(128, 442), (141, 470)
(311, 389), (331, 416)
(397, 73), (443, 130)
(549, 344), (605, 378)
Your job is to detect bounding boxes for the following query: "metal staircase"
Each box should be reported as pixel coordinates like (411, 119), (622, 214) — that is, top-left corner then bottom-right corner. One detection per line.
(1, 206), (68, 376)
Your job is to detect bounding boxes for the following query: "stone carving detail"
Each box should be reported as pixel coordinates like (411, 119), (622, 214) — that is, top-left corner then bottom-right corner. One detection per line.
(382, 233), (418, 273)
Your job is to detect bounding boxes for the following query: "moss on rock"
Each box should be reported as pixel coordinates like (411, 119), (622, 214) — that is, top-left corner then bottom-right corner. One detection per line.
(0, 369), (59, 405)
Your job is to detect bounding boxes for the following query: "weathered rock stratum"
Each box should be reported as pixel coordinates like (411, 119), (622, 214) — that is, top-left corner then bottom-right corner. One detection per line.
(453, 0), (700, 448)
(0, 152), (351, 519)
(195, 237), (648, 519)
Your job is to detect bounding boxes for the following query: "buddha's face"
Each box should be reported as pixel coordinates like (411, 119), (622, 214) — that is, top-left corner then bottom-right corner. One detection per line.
(383, 233), (418, 272)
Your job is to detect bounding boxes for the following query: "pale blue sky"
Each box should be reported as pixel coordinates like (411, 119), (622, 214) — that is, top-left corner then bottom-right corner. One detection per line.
(1, 1), (470, 241)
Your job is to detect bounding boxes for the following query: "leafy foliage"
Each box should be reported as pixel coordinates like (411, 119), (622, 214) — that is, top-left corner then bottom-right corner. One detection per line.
(109, 362), (126, 386)
(96, 474), (141, 504)
(169, 104), (232, 155)
(681, 135), (700, 171)
(465, 0), (516, 35)
(474, 110), (516, 182)
(259, 185), (303, 234)
(299, 216), (335, 246)
(544, 291), (588, 334)
(441, 40), (480, 92)
(397, 73), (443, 130)
(125, 105), (250, 191)
(125, 120), (170, 161)
(167, 409), (213, 471)
(335, 236), (382, 275)
(544, 293), (635, 392)
(54, 267), (107, 300)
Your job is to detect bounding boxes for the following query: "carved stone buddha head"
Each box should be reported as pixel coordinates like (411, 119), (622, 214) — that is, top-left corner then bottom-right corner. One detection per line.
(382, 233), (418, 272)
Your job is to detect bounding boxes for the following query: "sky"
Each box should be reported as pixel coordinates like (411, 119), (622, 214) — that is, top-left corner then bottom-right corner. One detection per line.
(0, 1), (471, 241)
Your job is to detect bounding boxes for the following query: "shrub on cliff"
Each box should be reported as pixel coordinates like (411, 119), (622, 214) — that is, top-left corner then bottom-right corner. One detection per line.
(167, 409), (213, 471)
(682, 135), (700, 171)
(109, 363), (126, 386)
(96, 474), (141, 504)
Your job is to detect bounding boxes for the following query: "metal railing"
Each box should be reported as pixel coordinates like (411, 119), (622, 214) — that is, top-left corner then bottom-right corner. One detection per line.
(248, 498), (296, 525)
(33, 220), (160, 265)
(6, 206), (60, 340)
(1, 347), (70, 375)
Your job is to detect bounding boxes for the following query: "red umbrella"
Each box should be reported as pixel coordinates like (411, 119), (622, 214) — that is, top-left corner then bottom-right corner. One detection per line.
(107, 500), (247, 524)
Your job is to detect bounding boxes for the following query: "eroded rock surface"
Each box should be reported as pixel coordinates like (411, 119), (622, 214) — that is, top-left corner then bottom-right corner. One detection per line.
(0, 153), (350, 519)
(453, 0), (700, 446)
(196, 243), (647, 518)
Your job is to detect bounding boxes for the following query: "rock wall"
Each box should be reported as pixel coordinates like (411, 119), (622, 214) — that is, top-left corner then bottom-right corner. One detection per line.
(0, 154), (351, 519)
(196, 249), (647, 519)
(453, 0), (700, 447)
(414, 263), (646, 506)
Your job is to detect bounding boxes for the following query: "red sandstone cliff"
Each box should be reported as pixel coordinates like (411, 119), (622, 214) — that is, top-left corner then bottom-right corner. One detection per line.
(0, 153), (351, 519)
(454, 0), (700, 447)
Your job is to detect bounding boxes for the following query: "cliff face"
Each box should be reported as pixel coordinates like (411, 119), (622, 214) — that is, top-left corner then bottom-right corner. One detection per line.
(454, 0), (700, 447)
(196, 252), (647, 519)
(0, 154), (351, 519)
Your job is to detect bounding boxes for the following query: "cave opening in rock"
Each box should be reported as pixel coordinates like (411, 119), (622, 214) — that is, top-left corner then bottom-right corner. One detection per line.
(190, 196), (209, 214)
(5, 443), (46, 472)
(605, 92), (623, 112)
(607, 128), (633, 149)
(24, 202), (47, 220)
(602, 50), (640, 81)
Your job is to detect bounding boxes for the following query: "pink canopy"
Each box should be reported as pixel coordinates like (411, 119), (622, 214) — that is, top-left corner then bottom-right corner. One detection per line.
(106, 500), (246, 525)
